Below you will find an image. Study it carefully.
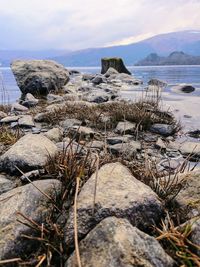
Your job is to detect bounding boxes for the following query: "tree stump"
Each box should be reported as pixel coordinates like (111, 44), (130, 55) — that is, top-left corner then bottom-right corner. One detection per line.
(101, 57), (131, 75)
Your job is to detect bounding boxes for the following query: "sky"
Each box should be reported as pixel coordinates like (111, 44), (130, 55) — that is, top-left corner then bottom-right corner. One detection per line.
(0, 0), (200, 50)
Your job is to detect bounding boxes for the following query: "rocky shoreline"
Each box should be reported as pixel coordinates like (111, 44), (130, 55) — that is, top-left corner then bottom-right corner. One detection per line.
(0, 59), (199, 266)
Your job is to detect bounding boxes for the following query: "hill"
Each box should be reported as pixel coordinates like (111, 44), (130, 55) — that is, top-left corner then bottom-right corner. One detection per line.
(135, 51), (200, 66)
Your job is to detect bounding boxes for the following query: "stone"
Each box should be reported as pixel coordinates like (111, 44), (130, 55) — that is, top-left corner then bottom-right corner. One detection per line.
(106, 135), (132, 145)
(69, 126), (101, 141)
(0, 134), (58, 174)
(45, 103), (65, 112)
(188, 218), (200, 256)
(77, 86), (92, 93)
(104, 67), (119, 77)
(34, 112), (47, 122)
(11, 103), (29, 112)
(0, 174), (15, 194)
(60, 118), (82, 131)
(172, 84), (195, 93)
(43, 127), (63, 142)
(155, 138), (166, 150)
(86, 140), (105, 150)
(64, 162), (163, 247)
(148, 79), (167, 87)
(175, 172), (200, 219)
(150, 124), (174, 136)
(0, 111), (7, 119)
(66, 217), (174, 267)
(115, 121), (136, 135)
(101, 58), (131, 75)
(87, 94), (109, 103)
(20, 170), (40, 182)
(92, 75), (104, 85)
(0, 179), (61, 260)
(82, 73), (95, 81)
(109, 141), (141, 157)
(22, 93), (39, 107)
(170, 141), (200, 161)
(111, 73), (142, 85)
(47, 93), (65, 103)
(11, 60), (69, 96)
(0, 115), (19, 123)
(18, 115), (35, 128)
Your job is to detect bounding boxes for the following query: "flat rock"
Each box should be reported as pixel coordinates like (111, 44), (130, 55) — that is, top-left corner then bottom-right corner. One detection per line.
(169, 141), (200, 161)
(43, 127), (63, 142)
(47, 93), (65, 103)
(172, 84), (195, 93)
(18, 115), (35, 128)
(11, 103), (28, 112)
(0, 174), (15, 194)
(109, 141), (141, 157)
(69, 126), (101, 141)
(60, 118), (82, 131)
(0, 115), (19, 123)
(0, 179), (61, 260)
(0, 134), (58, 174)
(22, 93), (39, 107)
(66, 217), (174, 267)
(150, 123), (174, 136)
(115, 121), (136, 135)
(107, 135), (132, 145)
(0, 111), (7, 119)
(64, 162), (163, 247)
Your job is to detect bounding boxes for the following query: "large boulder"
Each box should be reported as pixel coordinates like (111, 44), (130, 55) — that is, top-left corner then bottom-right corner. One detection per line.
(66, 217), (174, 267)
(171, 84), (195, 93)
(64, 162), (163, 247)
(101, 58), (131, 75)
(0, 134), (58, 174)
(0, 179), (61, 260)
(11, 60), (70, 96)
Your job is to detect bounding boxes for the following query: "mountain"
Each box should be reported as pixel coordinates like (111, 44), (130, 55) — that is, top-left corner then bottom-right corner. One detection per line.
(135, 51), (200, 66)
(0, 50), (70, 67)
(51, 30), (200, 66)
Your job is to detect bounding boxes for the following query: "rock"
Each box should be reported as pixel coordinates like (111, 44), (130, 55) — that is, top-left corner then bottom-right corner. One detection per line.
(0, 115), (19, 123)
(22, 93), (39, 107)
(159, 159), (181, 170)
(148, 79), (167, 87)
(43, 127), (63, 142)
(45, 103), (65, 112)
(92, 75), (104, 85)
(155, 138), (166, 150)
(175, 172), (200, 218)
(111, 73), (142, 85)
(87, 94), (109, 103)
(69, 69), (80, 75)
(0, 111), (7, 119)
(104, 67), (119, 77)
(150, 124), (174, 136)
(0, 134), (58, 174)
(109, 141), (141, 157)
(66, 217), (174, 267)
(11, 103), (28, 112)
(47, 93), (65, 103)
(0, 179), (61, 260)
(77, 86), (92, 93)
(188, 218), (200, 256)
(34, 112), (47, 122)
(187, 129), (200, 138)
(69, 126), (101, 141)
(82, 73), (95, 81)
(86, 140), (105, 150)
(60, 118), (82, 131)
(18, 115), (35, 128)
(64, 162), (163, 247)
(170, 141), (200, 161)
(172, 84), (195, 93)
(11, 60), (69, 96)
(20, 169), (40, 182)
(115, 121), (136, 135)
(101, 58), (131, 75)
(0, 174), (15, 194)
(107, 135), (132, 145)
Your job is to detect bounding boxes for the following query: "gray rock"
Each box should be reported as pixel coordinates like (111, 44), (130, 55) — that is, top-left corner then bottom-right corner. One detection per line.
(82, 73), (95, 81)
(47, 93), (65, 103)
(155, 138), (166, 150)
(148, 79), (167, 87)
(0, 179), (61, 260)
(109, 141), (141, 157)
(87, 94), (109, 103)
(0, 111), (7, 119)
(20, 169), (40, 182)
(64, 162), (163, 247)
(60, 118), (82, 131)
(34, 112), (47, 122)
(0, 115), (19, 123)
(22, 93), (39, 107)
(77, 86), (92, 93)
(11, 103), (29, 112)
(45, 103), (65, 112)
(66, 217), (174, 267)
(188, 218), (200, 256)
(115, 121), (136, 135)
(18, 115), (35, 128)
(0, 175), (15, 194)
(172, 84), (195, 93)
(150, 124), (174, 136)
(170, 141), (200, 161)
(104, 67), (119, 77)
(43, 127), (63, 142)
(86, 140), (105, 150)
(107, 135), (132, 145)
(69, 126), (101, 141)
(92, 75), (104, 85)
(0, 134), (58, 174)
(11, 60), (69, 96)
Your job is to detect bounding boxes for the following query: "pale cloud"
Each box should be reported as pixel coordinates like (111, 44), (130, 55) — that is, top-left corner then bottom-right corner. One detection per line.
(0, 0), (199, 50)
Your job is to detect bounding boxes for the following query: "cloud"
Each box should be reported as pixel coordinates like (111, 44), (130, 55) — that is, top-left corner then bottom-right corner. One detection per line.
(0, 0), (199, 50)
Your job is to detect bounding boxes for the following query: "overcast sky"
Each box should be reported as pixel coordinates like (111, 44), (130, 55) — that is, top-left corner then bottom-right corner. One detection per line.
(0, 0), (200, 50)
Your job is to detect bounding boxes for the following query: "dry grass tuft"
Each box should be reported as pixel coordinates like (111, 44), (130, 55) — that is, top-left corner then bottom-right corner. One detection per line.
(0, 125), (23, 145)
